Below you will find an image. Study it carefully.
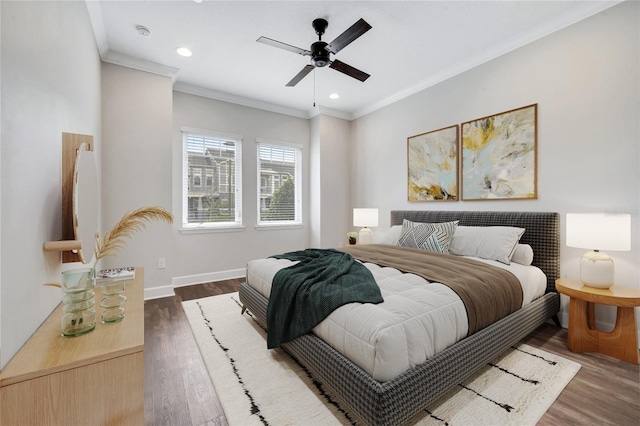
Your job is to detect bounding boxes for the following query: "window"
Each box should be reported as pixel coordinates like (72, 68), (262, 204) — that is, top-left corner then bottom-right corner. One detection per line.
(206, 169), (213, 187)
(257, 139), (302, 225)
(193, 168), (202, 187)
(182, 129), (242, 228)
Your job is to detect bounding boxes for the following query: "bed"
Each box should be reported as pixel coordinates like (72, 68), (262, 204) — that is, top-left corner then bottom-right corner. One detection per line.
(239, 210), (560, 425)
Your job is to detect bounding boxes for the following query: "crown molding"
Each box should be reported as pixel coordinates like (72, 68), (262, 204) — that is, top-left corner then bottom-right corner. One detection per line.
(173, 82), (311, 119)
(173, 84), (354, 121)
(353, 0), (622, 119)
(102, 51), (180, 80)
(85, 0), (179, 80)
(87, 0), (621, 122)
(308, 106), (354, 121)
(85, 0), (108, 58)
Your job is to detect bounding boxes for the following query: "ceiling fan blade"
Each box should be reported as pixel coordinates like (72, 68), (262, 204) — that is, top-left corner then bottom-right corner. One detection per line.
(329, 59), (370, 82)
(327, 18), (372, 54)
(286, 65), (315, 87)
(257, 36), (311, 56)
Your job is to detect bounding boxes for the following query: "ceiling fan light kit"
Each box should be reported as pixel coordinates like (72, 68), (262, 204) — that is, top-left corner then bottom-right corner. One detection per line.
(257, 17), (372, 87)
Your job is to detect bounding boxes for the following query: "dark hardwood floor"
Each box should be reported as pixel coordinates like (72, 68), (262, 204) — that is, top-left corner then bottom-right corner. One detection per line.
(145, 279), (640, 426)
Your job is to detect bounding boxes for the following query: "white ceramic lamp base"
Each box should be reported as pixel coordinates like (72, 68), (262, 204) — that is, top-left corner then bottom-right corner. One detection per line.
(359, 227), (373, 245)
(580, 251), (614, 289)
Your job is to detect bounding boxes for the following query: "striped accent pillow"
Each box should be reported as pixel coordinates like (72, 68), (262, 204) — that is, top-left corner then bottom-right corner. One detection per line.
(397, 219), (459, 254)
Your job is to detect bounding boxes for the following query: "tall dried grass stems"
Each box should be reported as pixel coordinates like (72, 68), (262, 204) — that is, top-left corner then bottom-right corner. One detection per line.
(94, 206), (173, 262)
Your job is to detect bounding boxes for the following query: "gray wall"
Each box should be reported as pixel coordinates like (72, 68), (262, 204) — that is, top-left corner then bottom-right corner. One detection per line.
(318, 115), (352, 248)
(349, 2), (639, 330)
(310, 114), (352, 248)
(170, 92), (312, 289)
(0, 0), (102, 368)
(101, 63), (174, 296)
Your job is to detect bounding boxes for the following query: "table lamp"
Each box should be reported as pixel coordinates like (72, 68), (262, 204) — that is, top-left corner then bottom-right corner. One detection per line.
(566, 213), (631, 288)
(353, 208), (378, 245)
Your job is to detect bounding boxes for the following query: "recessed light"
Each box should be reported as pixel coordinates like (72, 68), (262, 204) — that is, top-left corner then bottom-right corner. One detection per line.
(329, 93), (340, 100)
(177, 47), (193, 57)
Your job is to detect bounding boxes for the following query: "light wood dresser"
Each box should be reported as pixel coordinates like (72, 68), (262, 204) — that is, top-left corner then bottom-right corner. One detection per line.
(0, 268), (144, 425)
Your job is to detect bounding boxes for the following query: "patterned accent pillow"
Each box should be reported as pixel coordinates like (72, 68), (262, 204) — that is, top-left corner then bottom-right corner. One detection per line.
(396, 219), (459, 254)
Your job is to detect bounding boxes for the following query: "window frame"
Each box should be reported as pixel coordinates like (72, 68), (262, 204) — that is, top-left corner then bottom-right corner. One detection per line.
(256, 138), (302, 227)
(181, 127), (243, 231)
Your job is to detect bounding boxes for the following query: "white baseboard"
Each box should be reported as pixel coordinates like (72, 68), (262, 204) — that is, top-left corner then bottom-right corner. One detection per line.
(144, 285), (175, 301)
(172, 268), (245, 288)
(143, 269), (245, 300)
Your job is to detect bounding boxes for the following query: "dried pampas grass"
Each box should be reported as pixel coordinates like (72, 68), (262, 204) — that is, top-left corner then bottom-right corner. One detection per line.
(95, 206), (173, 261)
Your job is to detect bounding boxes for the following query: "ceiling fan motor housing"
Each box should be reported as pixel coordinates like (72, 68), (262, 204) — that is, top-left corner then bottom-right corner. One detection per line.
(257, 17), (371, 86)
(311, 41), (330, 67)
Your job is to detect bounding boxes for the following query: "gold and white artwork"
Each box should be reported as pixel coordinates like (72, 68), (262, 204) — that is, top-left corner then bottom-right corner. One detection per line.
(407, 125), (458, 201)
(462, 104), (537, 200)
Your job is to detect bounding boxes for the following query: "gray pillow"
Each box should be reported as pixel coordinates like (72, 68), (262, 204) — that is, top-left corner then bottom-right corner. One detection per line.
(449, 226), (526, 265)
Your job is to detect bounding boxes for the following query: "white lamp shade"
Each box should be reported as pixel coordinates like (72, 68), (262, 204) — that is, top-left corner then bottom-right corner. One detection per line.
(353, 208), (379, 227)
(566, 213), (631, 251)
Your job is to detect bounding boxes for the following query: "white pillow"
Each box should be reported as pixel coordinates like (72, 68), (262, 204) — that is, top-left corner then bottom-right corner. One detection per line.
(449, 226), (525, 265)
(511, 244), (534, 266)
(381, 225), (403, 245)
(397, 219), (459, 254)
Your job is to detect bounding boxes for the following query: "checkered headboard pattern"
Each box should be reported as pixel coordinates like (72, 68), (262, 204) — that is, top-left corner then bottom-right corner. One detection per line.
(390, 210), (560, 292)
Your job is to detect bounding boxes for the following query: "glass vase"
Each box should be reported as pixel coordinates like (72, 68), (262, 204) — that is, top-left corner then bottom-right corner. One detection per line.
(60, 268), (97, 337)
(100, 281), (127, 324)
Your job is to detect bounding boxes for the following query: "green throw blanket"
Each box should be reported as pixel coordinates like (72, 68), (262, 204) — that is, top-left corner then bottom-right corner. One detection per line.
(266, 248), (383, 349)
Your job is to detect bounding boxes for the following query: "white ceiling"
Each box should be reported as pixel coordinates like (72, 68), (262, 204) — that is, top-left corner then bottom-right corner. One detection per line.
(87, 0), (620, 120)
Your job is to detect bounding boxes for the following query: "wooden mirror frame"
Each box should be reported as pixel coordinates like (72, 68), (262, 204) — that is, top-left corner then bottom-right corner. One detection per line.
(43, 133), (97, 263)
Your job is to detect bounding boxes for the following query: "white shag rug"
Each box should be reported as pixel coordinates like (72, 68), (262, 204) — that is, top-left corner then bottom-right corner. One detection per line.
(183, 292), (580, 426)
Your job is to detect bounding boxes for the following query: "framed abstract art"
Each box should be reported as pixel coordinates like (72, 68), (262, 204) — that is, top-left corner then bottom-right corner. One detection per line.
(407, 125), (459, 201)
(461, 104), (537, 200)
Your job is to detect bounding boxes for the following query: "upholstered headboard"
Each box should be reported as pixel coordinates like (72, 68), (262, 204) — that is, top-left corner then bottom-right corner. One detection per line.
(390, 210), (560, 292)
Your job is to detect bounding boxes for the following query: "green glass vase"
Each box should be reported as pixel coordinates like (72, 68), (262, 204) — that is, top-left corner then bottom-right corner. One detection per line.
(60, 268), (97, 337)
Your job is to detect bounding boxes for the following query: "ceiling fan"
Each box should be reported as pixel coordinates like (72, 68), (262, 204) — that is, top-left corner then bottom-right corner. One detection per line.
(257, 18), (372, 87)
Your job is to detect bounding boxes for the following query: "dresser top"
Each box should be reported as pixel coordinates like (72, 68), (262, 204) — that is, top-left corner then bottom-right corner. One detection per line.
(0, 268), (144, 387)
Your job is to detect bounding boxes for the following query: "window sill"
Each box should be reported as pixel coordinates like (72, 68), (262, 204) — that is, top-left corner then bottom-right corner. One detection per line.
(180, 225), (245, 235)
(255, 223), (304, 231)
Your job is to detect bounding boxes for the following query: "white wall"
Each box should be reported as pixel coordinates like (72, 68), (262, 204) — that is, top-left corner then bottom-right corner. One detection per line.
(350, 2), (639, 332)
(0, 0), (101, 368)
(101, 63), (174, 298)
(171, 92), (311, 290)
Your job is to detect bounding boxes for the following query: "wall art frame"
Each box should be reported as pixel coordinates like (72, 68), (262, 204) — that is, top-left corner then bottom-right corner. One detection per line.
(407, 124), (459, 202)
(461, 104), (537, 201)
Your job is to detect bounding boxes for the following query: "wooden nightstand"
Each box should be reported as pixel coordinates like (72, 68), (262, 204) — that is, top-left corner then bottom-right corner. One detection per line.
(556, 278), (640, 364)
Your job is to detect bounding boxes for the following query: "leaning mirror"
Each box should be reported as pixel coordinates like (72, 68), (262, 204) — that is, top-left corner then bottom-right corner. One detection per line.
(73, 143), (99, 264)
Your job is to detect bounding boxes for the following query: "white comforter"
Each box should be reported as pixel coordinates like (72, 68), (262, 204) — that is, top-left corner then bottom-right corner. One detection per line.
(246, 255), (546, 381)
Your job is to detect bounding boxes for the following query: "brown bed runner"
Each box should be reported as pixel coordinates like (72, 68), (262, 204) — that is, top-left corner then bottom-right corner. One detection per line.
(340, 244), (523, 335)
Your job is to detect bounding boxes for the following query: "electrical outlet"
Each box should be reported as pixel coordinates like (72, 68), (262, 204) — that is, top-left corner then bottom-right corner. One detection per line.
(158, 257), (166, 269)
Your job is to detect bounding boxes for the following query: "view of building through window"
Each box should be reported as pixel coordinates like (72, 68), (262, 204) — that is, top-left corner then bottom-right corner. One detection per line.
(184, 133), (242, 226)
(183, 132), (300, 227)
(258, 143), (301, 223)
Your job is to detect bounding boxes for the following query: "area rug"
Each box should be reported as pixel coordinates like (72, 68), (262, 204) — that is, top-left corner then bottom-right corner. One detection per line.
(183, 292), (581, 426)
